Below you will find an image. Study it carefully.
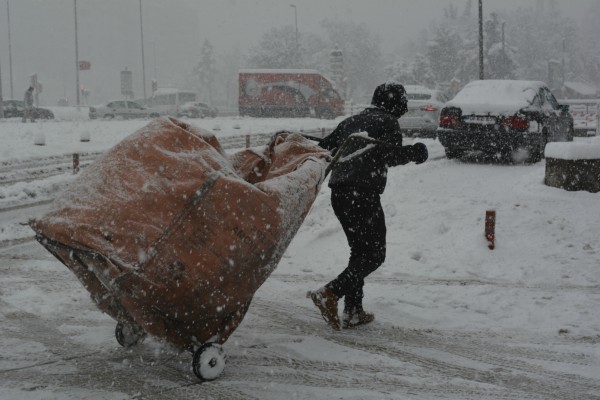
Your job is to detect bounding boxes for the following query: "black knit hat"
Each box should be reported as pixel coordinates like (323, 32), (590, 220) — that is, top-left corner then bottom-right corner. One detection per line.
(371, 82), (408, 118)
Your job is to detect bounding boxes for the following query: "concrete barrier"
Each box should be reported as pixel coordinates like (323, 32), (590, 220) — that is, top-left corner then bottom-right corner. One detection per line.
(545, 142), (600, 193)
(545, 158), (600, 193)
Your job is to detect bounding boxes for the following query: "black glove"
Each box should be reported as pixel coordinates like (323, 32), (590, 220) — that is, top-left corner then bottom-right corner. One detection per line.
(410, 142), (428, 164)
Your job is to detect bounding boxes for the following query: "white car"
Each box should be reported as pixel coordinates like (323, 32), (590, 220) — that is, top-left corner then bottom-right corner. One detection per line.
(401, 85), (449, 138)
(89, 100), (160, 120)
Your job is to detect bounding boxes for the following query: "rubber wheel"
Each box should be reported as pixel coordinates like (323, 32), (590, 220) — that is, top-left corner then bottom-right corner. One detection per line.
(115, 322), (146, 348)
(526, 145), (543, 164)
(444, 147), (464, 160)
(192, 343), (226, 381)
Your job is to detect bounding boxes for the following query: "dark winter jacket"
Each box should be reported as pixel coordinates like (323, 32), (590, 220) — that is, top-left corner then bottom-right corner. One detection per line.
(319, 106), (413, 194)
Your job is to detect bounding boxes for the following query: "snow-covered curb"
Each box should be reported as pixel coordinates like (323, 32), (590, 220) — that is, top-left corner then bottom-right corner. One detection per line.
(545, 141), (600, 160)
(545, 139), (600, 193)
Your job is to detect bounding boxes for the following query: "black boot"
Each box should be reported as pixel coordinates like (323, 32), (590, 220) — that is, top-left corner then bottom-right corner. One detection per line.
(342, 307), (374, 329)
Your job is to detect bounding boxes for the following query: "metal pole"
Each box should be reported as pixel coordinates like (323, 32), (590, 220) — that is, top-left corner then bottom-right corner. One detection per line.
(0, 56), (4, 118)
(7, 0), (14, 99)
(74, 0), (80, 108)
(290, 4), (298, 65)
(139, 0), (147, 100)
(479, 0), (484, 80)
(153, 42), (157, 79)
(502, 22), (505, 54)
(561, 37), (566, 90)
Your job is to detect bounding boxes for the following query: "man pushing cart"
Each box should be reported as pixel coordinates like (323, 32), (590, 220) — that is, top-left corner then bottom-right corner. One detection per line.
(30, 82), (427, 381)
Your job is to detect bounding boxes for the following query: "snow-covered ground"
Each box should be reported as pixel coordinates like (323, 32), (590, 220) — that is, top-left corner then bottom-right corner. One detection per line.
(0, 111), (599, 399)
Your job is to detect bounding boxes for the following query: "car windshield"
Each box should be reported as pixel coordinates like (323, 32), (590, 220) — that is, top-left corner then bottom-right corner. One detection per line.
(179, 93), (196, 103)
(127, 102), (143, 109)
(407, 93), (432, 100)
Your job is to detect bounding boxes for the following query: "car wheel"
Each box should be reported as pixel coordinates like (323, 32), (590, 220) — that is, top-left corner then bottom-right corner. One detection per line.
(526, 145), (543, 164)
(149, 113), (160, 118)
(103, 114), (114, 119)
(445, 147), (464, 160)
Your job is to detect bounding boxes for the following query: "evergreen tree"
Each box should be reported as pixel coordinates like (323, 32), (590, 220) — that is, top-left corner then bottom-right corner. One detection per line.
(192, 40), (217, 104)
(484, 13), (501, 52)
(385, 59), (414, 85)
(218, 44), (243, 111)
(463, 0), (473, 18)
(484, 13), (517, 79)
(412, 53), (436, 88)
(246, 26), (300, 69)
(320, 19), (384, 102)
(426, 26), (462, 84)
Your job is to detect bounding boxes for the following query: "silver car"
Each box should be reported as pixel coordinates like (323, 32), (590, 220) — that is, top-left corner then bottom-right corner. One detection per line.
(178, 101), (218, 118)
(401, 85), (449, 139)
(89, 100), (159, 120)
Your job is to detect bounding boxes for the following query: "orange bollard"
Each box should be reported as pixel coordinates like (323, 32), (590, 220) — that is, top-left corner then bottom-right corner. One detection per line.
(485, 210), (496, 250)
(73, 153), (80, 174)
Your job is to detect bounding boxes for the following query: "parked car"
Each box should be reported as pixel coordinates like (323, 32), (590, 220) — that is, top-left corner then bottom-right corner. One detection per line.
(89, 100), (160, 120)
(437, 80), (574, 163)
(1, 99), (54, 120)
(401, 85), (449, 138)
(178, 101), (218, 118)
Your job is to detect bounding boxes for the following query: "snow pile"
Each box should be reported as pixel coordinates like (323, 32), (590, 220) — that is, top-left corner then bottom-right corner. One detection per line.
(545, 138), (600, 160)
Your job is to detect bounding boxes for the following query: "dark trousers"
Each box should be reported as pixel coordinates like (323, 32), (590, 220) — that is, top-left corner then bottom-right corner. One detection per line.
(326, 188), (386, 312)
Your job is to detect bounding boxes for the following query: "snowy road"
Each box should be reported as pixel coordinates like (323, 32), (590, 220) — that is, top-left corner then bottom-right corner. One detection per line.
(0, 237), (598, 399)
(0, 116), (599, 399)
(1, 150), (599, 399)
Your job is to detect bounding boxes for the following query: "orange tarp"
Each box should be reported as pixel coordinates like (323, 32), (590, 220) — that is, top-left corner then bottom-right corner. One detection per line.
(31, 117), (329, 350)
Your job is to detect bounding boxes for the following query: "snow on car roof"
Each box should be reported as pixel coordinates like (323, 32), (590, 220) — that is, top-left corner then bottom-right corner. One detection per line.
(239, 68), (321, 75)
(446, 80), (546, 115)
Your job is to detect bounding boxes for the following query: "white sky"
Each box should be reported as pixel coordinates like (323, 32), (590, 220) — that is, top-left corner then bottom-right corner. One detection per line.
(0, 0), (593, 104)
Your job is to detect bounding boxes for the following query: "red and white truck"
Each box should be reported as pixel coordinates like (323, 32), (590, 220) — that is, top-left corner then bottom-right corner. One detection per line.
(238, 69), (345, 119)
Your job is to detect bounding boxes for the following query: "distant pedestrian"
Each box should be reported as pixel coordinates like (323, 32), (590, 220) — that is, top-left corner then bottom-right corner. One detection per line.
(23, 86), (35, 123)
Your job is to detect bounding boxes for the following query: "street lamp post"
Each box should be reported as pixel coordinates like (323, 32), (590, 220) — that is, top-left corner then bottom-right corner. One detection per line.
(7, 0), (14, 99)
(0, 56), (4, 118)
(479, 0), (484, 80)
(74, 0), (80, 108)
(290, 4), (298, 65)
(139, 0), (147, 100)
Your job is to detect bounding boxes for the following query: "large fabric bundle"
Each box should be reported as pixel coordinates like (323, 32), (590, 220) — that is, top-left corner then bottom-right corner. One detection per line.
(31, 117), (329, 350)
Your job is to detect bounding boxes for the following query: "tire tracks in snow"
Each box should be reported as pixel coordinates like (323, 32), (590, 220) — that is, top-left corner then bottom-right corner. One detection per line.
(271, 272), (600, 294)
(243, 295), (600, 400)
